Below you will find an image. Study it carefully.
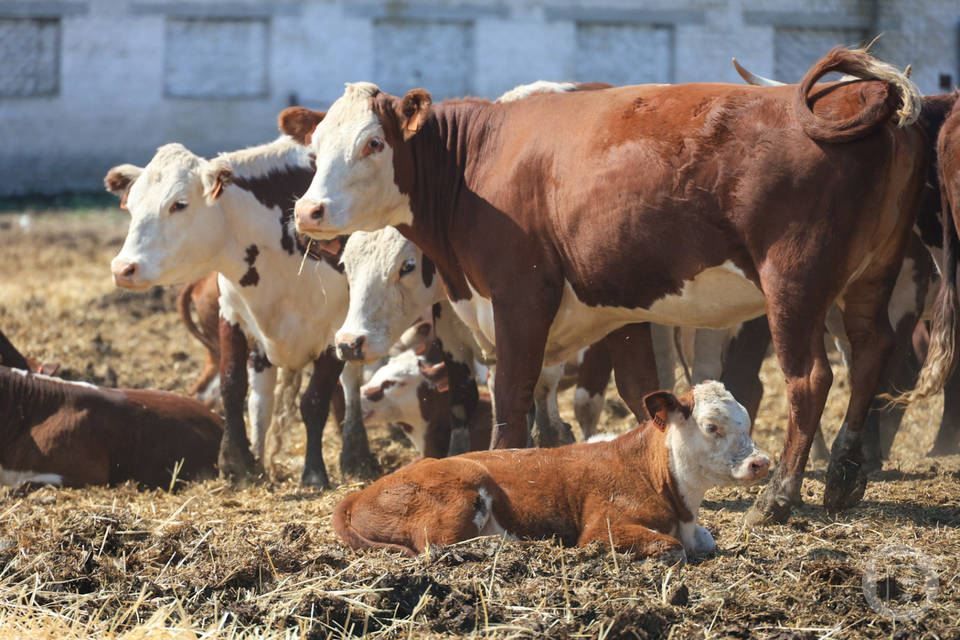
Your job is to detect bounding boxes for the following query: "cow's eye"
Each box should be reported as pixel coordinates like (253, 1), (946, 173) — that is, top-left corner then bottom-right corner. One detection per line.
(704, 423), (719, 435)
(399, 258), (416, 277)
(169, 200), (188, 213)
(362, 136), (385, 157)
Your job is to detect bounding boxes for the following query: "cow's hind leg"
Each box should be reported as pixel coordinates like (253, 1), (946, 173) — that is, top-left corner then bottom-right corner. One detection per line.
(339, 361), (380, 480)
(299, 351), (342, 489)
(748, 285), (833, 524)
(824, 283), (897, 511)
(606, 323), (661, 424)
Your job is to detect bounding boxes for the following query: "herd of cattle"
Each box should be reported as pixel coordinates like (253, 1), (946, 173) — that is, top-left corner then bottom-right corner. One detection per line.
(3, 45), (960, 559)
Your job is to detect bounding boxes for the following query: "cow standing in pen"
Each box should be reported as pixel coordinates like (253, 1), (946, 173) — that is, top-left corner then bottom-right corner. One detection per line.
(281, 48), (934, 522)
(106, 136), (377, 489)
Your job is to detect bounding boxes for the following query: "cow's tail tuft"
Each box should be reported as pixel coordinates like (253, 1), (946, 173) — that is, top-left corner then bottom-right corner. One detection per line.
(795, 45), (921, 143)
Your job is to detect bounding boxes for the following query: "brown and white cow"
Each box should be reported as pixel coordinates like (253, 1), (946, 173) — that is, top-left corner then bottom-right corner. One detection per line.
(0, 343), (222, 488)
(281, 48), (934, 522)
(333, 381), (769, 557)
(105, 137), (376, 489)
(177, 272), (222, 405)
(360, 348), (494, 454)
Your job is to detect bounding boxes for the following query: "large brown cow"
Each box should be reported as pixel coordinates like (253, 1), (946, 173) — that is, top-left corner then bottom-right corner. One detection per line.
(280, 48), (932, 522)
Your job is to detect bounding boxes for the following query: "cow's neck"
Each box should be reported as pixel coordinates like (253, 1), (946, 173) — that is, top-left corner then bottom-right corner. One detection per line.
(395, 99), (498, 300)
(208, 190), (295, 286)
(618, 426), (697, 524)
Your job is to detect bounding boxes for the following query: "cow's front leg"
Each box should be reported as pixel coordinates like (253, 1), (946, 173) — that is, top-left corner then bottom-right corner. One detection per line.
(339, 361), (380, 480)
(489, 289), (560, 449)
(218, 318), (256, 481)
(299, 350), (343, 489)
(579, 516), (684, 560)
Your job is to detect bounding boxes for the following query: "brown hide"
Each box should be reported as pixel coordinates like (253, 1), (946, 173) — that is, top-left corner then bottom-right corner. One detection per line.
(0, 366), (222, 487)
(333, 419), (689, 557)
(177, 273), (221, 398)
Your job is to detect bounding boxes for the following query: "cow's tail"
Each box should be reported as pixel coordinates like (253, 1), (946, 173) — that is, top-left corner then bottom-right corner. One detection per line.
(332, 491), (418, 557)
(177, 281), (219, 355)
(795, 45), (921, 144)
(890, 156), (960, 405)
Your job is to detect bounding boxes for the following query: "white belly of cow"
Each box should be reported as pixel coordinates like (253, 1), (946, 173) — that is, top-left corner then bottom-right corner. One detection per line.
(218, 258), (350, 368)
(450, 262), (765, 367)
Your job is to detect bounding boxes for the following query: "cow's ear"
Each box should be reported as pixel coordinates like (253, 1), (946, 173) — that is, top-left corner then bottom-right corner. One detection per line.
(104, 164), (143, 210)
(202, 160), (234, 203)
(278, 107), (325, 146)
(398, 89), (432, 140)
(643, 390), (684, 432)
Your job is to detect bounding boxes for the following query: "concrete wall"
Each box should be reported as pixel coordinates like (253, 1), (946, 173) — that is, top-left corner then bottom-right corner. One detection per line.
(0, 0), (957, 196)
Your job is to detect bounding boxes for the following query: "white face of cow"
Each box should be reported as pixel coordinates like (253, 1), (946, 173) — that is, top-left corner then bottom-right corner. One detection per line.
(361, 351), (439, 453)
(337, 227), (439, 362)
(287, 83), (415, 239)
(660, 381), (770, 493)
(107, 144), (231, 290)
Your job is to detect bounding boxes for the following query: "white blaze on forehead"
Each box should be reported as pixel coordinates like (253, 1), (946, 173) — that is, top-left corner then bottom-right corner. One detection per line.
(691, 380), (750, 436)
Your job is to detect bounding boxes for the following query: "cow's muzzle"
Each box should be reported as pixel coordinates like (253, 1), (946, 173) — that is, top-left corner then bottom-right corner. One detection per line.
(294, 198), (325, 234)
(111, 259), (148, 290)
(337, 334), (365, 361)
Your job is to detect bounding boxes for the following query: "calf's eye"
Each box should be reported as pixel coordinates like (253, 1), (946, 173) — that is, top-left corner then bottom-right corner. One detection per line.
(170, 200), (188, 213)
(399, 258), (416, 277)
(704, 423), (719, 434)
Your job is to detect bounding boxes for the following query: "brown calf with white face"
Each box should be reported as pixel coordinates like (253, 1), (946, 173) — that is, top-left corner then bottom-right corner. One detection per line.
(334, 381), (769, 557)
(282, 48), (933, 523)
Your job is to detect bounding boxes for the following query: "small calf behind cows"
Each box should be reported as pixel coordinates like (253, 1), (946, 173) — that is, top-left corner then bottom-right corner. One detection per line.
(0, 365), (222, 488)
(334, 381), (769, 557)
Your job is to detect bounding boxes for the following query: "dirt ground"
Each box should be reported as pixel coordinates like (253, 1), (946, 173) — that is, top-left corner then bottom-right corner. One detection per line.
(1, 208), (958, 639)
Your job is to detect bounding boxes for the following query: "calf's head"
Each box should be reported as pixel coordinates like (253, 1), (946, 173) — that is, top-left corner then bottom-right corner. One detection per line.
(360, 351), (449, 453)
(279, 83), (429, 238)
(644, 381), (769, 490)
(337, 227), (439, 362)
(106, 144), (234, 290)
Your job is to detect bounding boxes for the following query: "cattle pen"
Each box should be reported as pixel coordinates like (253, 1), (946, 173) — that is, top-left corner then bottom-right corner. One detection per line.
(0, 205), (957, 638)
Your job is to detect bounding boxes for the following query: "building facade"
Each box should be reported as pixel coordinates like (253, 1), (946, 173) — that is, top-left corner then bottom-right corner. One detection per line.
(0, 0), (957, 195)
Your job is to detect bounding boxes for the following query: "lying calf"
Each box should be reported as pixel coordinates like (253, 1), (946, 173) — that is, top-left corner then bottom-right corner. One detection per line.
(361, 350), (492, 453)
(0, 365), (222, 488)
(334, 381), (769, 557)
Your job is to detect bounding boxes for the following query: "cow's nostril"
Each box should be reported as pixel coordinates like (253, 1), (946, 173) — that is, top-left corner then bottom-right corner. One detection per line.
(352, 335), (365, 349)
(122, 263), (137, 278)
(311, 203), (324, 221)
(750, 458), (770, 473)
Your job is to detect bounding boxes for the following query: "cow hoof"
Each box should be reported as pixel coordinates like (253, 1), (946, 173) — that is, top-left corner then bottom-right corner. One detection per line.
(558, 421), (576, 446)
(647, 543), (685, 566)
(340, 451), (381, 481)
(301, 468), (331, 490)
(823, 457), (868, 511)
(218, 447), (257, 482)
(927, 442), (960, 457)
(745, 487), (794, 527)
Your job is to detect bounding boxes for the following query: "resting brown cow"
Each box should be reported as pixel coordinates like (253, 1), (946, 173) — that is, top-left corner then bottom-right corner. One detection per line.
(281, 48), (932, 522)
(333, 381), (769, 557)
(0, 364), (222, 488)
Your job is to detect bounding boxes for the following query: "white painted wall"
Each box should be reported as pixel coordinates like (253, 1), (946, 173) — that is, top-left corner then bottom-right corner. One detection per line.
(0, 0), (956, 196)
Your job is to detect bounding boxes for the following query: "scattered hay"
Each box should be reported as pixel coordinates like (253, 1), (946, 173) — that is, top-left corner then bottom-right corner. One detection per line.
(1, 210), (958, 638)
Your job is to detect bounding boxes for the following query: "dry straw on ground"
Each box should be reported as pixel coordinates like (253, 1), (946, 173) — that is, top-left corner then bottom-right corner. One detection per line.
(1, 210), (958, 639)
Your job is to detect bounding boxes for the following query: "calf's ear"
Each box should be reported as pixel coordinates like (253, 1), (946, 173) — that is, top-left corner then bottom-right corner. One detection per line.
(278, 107), (325, 146)
(398, 89), (432, 140)
(104, 164), (143, 210)
(201, 160), (234, 203)
(643, 390), (690, 431)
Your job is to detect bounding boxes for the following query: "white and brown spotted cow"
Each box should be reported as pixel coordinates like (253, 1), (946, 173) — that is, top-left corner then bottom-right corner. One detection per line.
(282, 48), (934, 523)
(333, 381), (769, 557)
(105, 137), (376, 489)
(360, 348), (493, 454)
